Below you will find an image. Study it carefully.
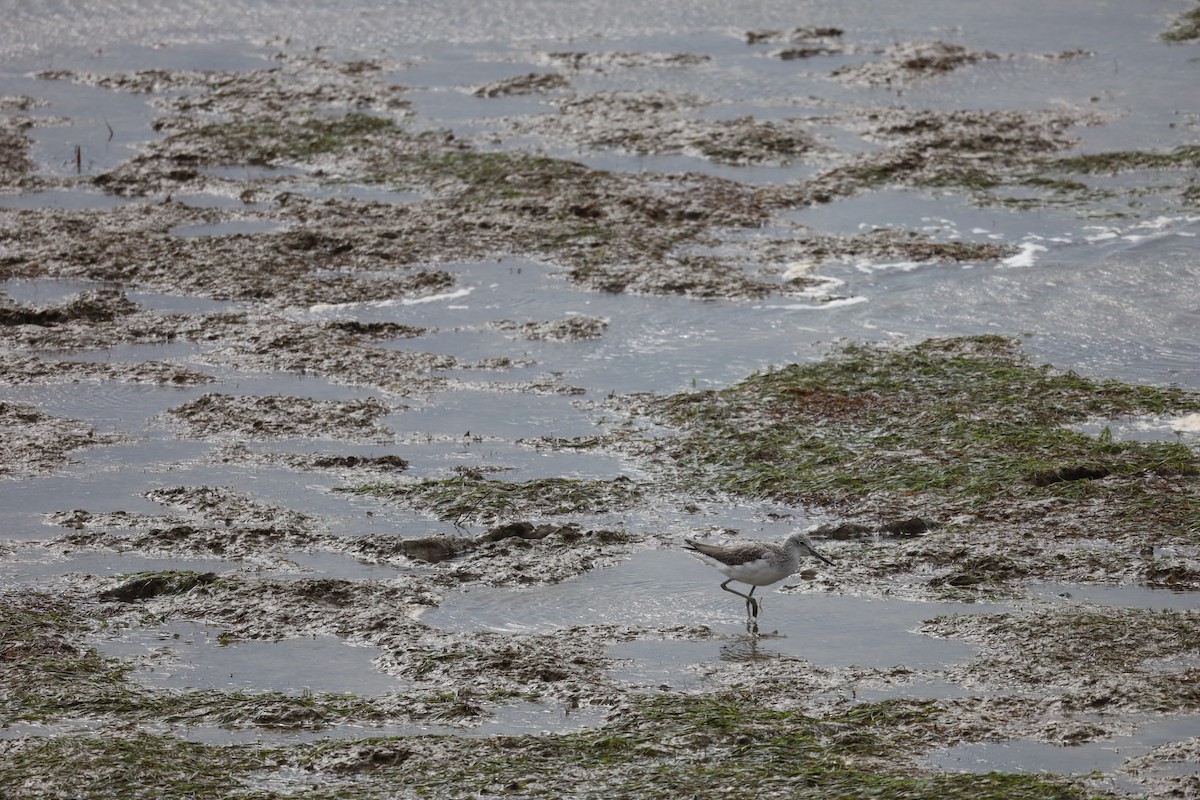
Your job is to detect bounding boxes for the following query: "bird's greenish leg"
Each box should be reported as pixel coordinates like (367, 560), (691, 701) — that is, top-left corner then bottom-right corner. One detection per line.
(720, 579), (759, 617)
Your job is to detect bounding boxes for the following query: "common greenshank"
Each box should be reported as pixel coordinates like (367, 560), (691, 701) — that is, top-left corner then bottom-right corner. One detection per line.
(684, 530), (832, 619)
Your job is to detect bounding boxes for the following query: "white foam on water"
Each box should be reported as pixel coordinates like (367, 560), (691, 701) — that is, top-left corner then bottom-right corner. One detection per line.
(1000, 242), (1048, 268)
(307, 287), (475, 314)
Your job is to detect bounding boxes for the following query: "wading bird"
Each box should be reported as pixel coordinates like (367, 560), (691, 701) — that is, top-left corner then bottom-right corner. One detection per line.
(684, 530), (832, 619)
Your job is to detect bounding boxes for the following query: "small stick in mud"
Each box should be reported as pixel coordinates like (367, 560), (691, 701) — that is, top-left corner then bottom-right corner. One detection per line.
(683, 529), (832, 619)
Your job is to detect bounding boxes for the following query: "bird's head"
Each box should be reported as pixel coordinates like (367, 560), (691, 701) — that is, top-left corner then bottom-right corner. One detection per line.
(790, 530), (833, 565)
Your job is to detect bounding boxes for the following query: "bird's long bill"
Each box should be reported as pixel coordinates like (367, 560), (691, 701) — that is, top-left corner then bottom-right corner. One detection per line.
(808, 545), (834, 566)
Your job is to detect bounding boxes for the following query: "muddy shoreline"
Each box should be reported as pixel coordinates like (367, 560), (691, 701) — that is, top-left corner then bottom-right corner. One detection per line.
(3, 13), (1200, 799)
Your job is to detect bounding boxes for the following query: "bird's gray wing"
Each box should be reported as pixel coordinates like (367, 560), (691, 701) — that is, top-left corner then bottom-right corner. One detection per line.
(683, 539), (770, 566)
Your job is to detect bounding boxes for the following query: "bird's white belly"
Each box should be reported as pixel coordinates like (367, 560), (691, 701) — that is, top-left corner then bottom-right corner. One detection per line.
(718, 556), (797, 586)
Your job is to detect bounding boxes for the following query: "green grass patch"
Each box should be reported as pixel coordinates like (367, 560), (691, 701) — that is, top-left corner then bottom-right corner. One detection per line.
(643, 336), (1200, 512)
(338, 475), (644, 524)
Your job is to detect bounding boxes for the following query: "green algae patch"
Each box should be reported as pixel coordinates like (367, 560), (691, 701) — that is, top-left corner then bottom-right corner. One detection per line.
(1162, 5), (1200, 41)
(0, 594), (400, 731)
(0, 594), (138, 723)
(280, 695), (1099, 800)
(0, 696), (1104, 800)
(642, 336), (1200, 510)
(340, 475), (644, 524)
(1050, 145), (1200, 174)
(194, 112), (398, 166)
(0, 733), (270, 800)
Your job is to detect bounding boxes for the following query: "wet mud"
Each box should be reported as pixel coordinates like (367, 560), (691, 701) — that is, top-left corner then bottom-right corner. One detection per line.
(0, 400), (121, 475)
(1, 18), (1199, 800)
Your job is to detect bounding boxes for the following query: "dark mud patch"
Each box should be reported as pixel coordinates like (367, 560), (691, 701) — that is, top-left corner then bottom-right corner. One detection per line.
(745, 27), (846, 60)
(166, 393), (395, 442)
(0, 401), (120, 476)
(831, 41), (1001, 87)
(0, 203), (458, 307)
(0, 288), (137, 326)
(195, 314), (455, 394)
(514, 90), (820, 165)
(212, 444), (410, 475)
(97, 569), (218, 602)
(745, 26), (845, 44)
(927, 607), (1200, 713)
(0, 106), (37, 189)
(472, 72), (569, 98)
(492, 315), (608, 341)
(341, 475), (645, 526)
(40, 53), (411, 118)
(769, 107), (1094, 208)
(538, 51), (711, 70)
(349, 521), (573, 565)
(0, 354), (214, 387)
(1123, 736), (1200, 798)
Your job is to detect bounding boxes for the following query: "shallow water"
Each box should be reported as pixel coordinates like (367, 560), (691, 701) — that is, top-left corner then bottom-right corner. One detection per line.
(1031, 582), (1200, 611)
(427, 549), (984, 669)
(2, 1), (1199, 791)
(97, 621), (401, 695)
(929, 714), (1200, 781)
